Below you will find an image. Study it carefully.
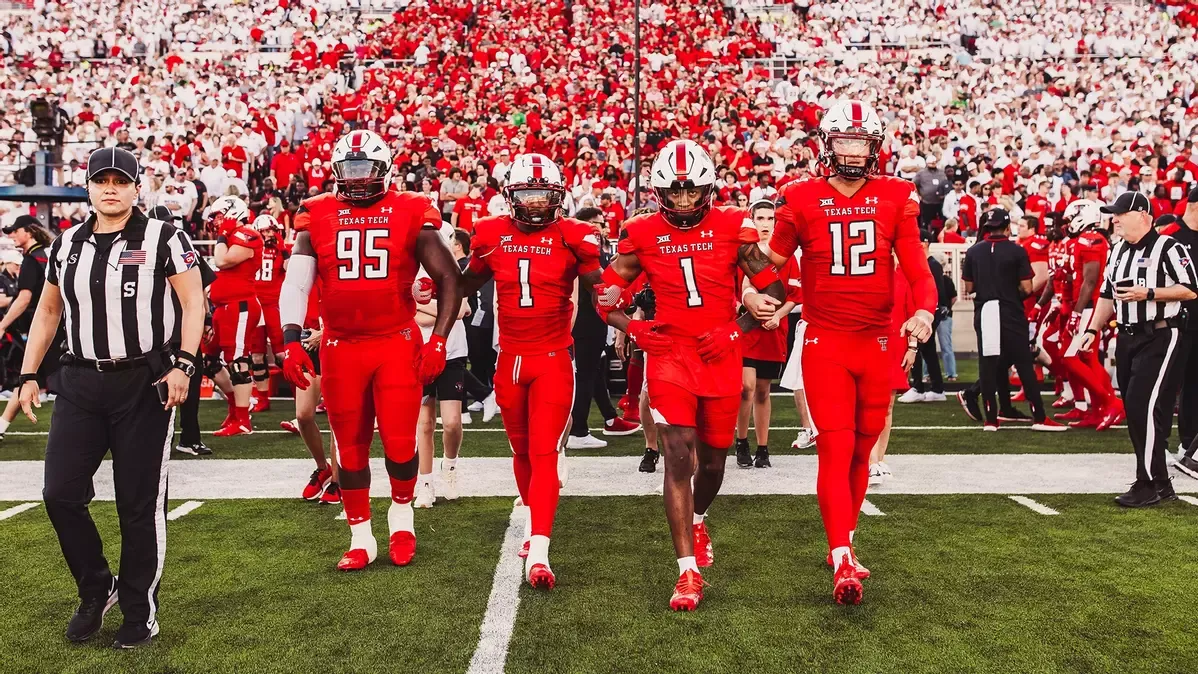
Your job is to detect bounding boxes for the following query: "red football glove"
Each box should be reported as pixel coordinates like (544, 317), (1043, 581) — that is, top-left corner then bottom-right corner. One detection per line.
(415, 334), (448, 384)
(697, 321), (743, 361)
(413, 277), (435, 305)
(215, 215), (239, 239)
(281, 342), (316, 390)
(626, 320), (674, 356)
(1066, 311), (1081, 336)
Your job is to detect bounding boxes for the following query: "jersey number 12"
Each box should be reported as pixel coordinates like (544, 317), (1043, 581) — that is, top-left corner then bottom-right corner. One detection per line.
(828, 220), (876, 276)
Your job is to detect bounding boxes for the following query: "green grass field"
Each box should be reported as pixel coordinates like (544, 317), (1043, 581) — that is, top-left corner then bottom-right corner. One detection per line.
(0, 495), (1195, 673)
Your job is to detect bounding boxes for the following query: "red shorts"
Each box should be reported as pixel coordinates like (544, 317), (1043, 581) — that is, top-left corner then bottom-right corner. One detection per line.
(212, 299), (262, 362)
(251, 301), (284, 355)
(494, 350), (575, 456)
(321, 327), (424, 472)
(644, 341), (742, 398)
(646, 379), (739, 449)
(801, 326), (894, 437)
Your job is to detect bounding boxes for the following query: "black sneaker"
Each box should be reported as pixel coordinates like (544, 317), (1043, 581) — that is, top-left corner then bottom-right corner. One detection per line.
(753, 446), (771, 468)
(1175, 455), (1198, 480)
(957, 390), (981, 422)
(112, 620), (159, 650)
(735, 439), (753, 468)
(998, 409), (1032, 423)
(1155, 477), (1178, 502)
(638, 448), (660, 473)
(66, 577), (118, 643)
(1115, 480), (1162, 508)
(175, 442), (212, 456)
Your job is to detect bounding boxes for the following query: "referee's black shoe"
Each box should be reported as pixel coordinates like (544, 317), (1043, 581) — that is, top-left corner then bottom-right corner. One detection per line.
(1154, 477), (1178, 503)
(66, 577), (118, 643)
(1115, 480), (1162, 508)
(175, 442), (212, 456)
(113, 620), (159, 650)
(735, 438), (753, 468)
(1175, 455), (1198, 480)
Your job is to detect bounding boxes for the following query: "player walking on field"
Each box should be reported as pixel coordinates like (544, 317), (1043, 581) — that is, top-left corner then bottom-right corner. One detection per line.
(766, 101), (937, 604)
(209, 196), (263, 438)
(595, 140), (786, 611)
(278, 130), (463, 571)
(249, 214), (289, 413)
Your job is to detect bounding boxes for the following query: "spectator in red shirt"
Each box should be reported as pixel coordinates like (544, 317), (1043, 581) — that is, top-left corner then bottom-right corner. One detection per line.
(221, 132), (248, 179)
(600, 193), (625, 239)
(1024, 181), (1050, 232)
(939, 217), (967, 244)
(271, 141), (301, 188)
(305, 158), (329, 192)
(451, 187), (485, 233)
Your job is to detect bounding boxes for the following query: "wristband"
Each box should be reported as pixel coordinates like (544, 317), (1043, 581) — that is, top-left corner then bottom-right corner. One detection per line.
(741, 286), (756, 302)
(175, 350), (198, 365)
(283, 328), (302, 345)
(600, 263), (632, 289)
(1084, 328), (1098, 336)
(748, 265), (780, 290)
(215, 235), (228, 245)
(18, 373), (39, 386)
(1147, 288), (1155, 301)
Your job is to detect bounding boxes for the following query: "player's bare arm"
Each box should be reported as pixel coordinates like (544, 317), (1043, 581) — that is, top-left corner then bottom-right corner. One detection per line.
(415, 227), (463, 339)
(459, 264), (494, 299)
(736, 242), (786, 332)
(214, 240), (254, 269)
(1074, 261), (1102, 313)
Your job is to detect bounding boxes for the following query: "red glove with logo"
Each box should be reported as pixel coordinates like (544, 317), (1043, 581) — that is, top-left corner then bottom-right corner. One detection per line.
(215, 215), (239, 240)
(415, 334), (448, 384)
(1066, 311), (1081, 336)
(697, 321), (743, 361)
(281, 342), (316, 390)
(626, 320), (674, 356)
(413, 277), (436, 305)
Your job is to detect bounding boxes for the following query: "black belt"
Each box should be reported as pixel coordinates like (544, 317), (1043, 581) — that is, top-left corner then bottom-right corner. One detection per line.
(62, 346), (171, 373)
(1120, 318), (1180, 337)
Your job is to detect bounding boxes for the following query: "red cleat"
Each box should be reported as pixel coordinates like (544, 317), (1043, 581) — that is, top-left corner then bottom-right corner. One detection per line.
(622, 409), (641, 425)
(1011, 389), (1026, 403)
(1096, 401), (1126, 432)
(826, 551), (871, 579)
(389, 531), (416, 566)
(250, 397), (271, 414)
(1055, 408), (1087, 422)
(669, 569), (705, 611)
(693, 521), (713, 568)
(1069, 411), (1103, 428)
(213, 422), (252, 437)
(337, 548), (373, 571)
(280, 419), (300, 435)
(1051, 396), (1074, 409)
(302, 467), (332, 501)
(603, 417), (641, 436)
(518, 540), (530, 559)
(320, 482), (341, 505)
(832, 554), (864, 605)
(527, 564), (556, 590)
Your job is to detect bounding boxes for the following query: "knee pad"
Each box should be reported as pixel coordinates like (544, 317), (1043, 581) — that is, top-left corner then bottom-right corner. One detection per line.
(203, 354), (224, 379)
(385, 455), (419, 482)
(251, 361), (269, 383)
(229, 357), (253, 385)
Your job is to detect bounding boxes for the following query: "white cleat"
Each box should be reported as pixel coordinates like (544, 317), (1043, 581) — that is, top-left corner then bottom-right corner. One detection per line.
(467, 401), (484, 413)
(897, 388), (924, 404)
(868, 464), (884, 487)
(921, 392), (947, 402)
(565, 434), (607, 450)
(482, 392), (500, 423)
(792, 428), (817, 449)
(414, 481), (435, 508)
(461, 412), (473, 425)
(877, 461), (892, 480)
(442, 465), (460, 501)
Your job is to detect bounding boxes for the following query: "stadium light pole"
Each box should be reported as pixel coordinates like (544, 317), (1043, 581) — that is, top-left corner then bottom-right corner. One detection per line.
(632, 0), (641, 210)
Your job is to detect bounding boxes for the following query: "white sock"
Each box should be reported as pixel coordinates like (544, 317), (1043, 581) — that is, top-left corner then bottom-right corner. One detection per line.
(528, 534), (550, 566)
(349, 520), (376, 557)
(692, 512), (705, 525)
(522, 511), (533, 543)
(830, 546), (853, 571)
(1062, 381), (1073, 399)
(849, 529), (855, 545)
(1075, 401), (1088, 412)
(388, 500), (414, 535)
(442, 457), (457, 472)
(678, 556), (699, 575)
(0, 418), (9, 434)
(418, 472), (434, 487)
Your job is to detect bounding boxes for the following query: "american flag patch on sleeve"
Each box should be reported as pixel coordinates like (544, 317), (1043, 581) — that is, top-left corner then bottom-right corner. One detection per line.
(118, 250), (147, 265)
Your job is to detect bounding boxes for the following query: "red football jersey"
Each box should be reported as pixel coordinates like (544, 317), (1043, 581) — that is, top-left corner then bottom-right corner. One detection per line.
(1049, 239), (1073, 307)
(294, 190), (440, 339)
(254, 241), (289, 304)
(770, 176), (936, 333)
(617, 206), (757, 339)
(210, 226), (263, 304)
(468, 216), (601, 356)
(1070, 230), (1109, 307)
(1019, 234), (1049, 317)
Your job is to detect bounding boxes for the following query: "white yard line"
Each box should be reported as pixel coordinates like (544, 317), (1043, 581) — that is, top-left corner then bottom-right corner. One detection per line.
(859, 499), (885, 516)
(0, 502), (39, 520)
(466, 505), (527, 674)
(166, 501), (205, 521)
(1008, 495), (1060, 515)
(1178, 495), (1198, 507)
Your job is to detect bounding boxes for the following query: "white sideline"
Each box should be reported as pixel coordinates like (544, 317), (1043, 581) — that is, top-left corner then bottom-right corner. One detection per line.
(0, 502), (38, 520)
(859, 499), (885, 516)
(167, 501), (205, 521)
(1178, 495), (1198, 507)
(466, 505), (527, 674)
(1008, 496), (1060, 515)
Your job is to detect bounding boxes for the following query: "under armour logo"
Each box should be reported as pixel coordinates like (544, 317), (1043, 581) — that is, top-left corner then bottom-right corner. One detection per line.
(500, 235), (514, 245)
(819, 198), (835, 207)
(877, 336), (888, 351)
(541, 237), (553, 245)
(865, 197), (879, 205)
(700, 230), (714, 238)
(729, 332), (739, 340)
(805, 338), (819, 345)
(338, 209), (351, 216)
(657, 234), (671, 244)
(380, 207), (393, 214)
(327, 340), (338, 347)
(435, 342), (443, 352)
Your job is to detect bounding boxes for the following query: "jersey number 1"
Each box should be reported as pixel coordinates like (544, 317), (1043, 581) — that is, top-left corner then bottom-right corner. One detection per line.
(828, 220), (876, 276)
(337, 229), (389, 280)
(679, 257), (703, 307)
(517, 258), (534, 307)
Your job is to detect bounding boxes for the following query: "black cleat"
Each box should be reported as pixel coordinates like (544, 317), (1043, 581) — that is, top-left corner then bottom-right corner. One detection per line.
(1155, 477), (1178, 502)
(66, 578), (118, 643)
(1175, 455), (1198, 481)
(175, 442), (212, 456)
(112, 620), (159, 650)
(1115, 480), (1162, 508)
(753, 446), (771, 468)
(735, 439), (753, 468)
(957, 390), (981, 422)
(998, 409), (1032, 423)
(638, 448), (660, 473)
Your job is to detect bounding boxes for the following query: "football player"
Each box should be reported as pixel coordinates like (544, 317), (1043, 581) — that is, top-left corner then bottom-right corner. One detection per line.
(249, 214), (289, 413)
(287, 280), (341, 505)
(278, 129), (462, 571)
(1056, 200), (1124, 430)
(765, 100), (938, 604)
(209, 196), (263, 437)
(594, 140), (786, 611)
(453, 153), (604, 590)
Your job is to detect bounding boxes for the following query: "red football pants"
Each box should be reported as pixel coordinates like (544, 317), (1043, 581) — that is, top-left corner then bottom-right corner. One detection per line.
(212, 298), (262, 362)
(1062, 324), (1114, 409)
(251, 300), (284, 355)
(801, 326), (893, 551)
(321, 330), (423, 506)
(494, 350), (574, 537)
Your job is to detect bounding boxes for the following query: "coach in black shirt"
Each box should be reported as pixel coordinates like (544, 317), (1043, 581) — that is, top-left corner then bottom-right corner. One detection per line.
(961, 208), (1059, 431)
(1081, 190), (1197, 506)
(1166, 188), (1198, 479)
(17, 148), (205, 648)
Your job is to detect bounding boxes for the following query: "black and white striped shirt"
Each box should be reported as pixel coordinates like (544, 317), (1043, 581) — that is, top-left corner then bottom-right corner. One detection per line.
(47, 210), (200, 361)
(1100, 229), (1198, 327)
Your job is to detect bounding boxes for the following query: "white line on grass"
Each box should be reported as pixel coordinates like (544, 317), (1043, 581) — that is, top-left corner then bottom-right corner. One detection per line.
(166, 501), (204, 520)
(0, 502), (39, 520)
(1008, 495), (1059, 515)
(1178, 495), (1198, 507)
(467, 505), (527, 674)
(859, 499), (885, 516)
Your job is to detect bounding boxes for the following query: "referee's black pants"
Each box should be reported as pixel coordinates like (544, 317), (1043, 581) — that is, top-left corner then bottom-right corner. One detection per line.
(1115, 326), (1189, 484)
(911, 318), (944, 393)
(466, 324), (496, 388)
(1176, 333), (1198, 457)
(42, 364), (174, 630)
(177, 367), (203, 446)
(570, 323), (618, 437)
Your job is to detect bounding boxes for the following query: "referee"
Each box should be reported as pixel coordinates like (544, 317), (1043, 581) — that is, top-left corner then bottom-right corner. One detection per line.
(1080, 190), (1198, 507)
(1165, 188), (1198, 479)
(17, 148), (205, 648)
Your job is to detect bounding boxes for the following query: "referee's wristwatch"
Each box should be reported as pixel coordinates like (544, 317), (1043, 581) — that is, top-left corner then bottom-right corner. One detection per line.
(173, 351), (198, 378)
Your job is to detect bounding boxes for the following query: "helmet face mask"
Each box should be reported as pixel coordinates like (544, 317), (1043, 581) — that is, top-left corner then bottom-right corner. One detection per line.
(654, 184), (715, 229)
(505, 186), (564, 228)
(818, 100), (885, 180)
(650, 140), (717, 230)
(332, 131), (393, 203)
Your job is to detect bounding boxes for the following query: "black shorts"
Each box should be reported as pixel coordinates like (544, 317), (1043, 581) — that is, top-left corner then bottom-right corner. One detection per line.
(742, 357), (783, 380)
(423, 356), (467, 401)
(309, 346), (321, 376)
